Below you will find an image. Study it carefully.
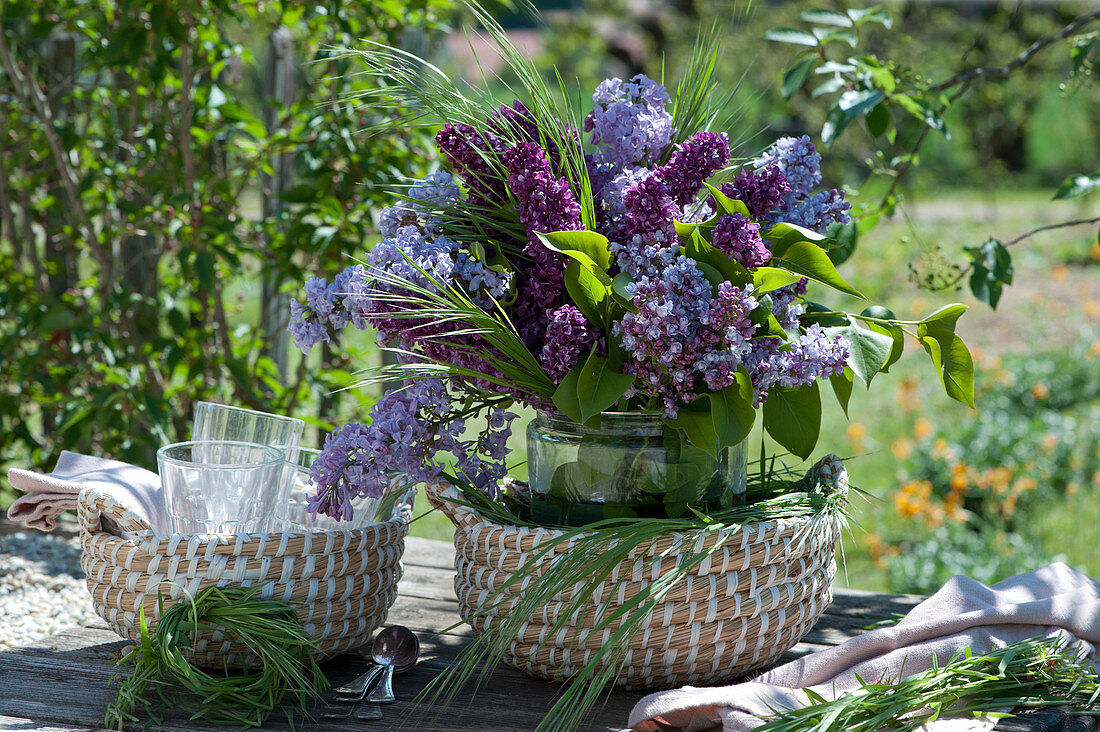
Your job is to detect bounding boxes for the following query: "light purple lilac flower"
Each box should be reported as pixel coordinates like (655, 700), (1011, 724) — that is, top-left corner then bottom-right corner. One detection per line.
(743, 324), (849, 406)
(306, 379), (518, 518)
(711, 213), (770, 269)
(755, 134), (822, 196)
(751, 136), (851, 232)
(613, 256), (759, 415)
(654, 132), (730, 206)
(595, 166), (649, 244)
(769, 277), (809, 332)
(585, 74), (673, 173)
(539, 305), (599, 381)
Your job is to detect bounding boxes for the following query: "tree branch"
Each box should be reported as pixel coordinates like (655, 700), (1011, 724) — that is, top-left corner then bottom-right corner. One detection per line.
(1003, 216), (1100, 248)
(927, 10), (1100, 92)
(0, 33), (104, 263)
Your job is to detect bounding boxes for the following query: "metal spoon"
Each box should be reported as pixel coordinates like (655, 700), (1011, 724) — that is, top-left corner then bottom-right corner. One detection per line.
(355, 650), (418, 721)
(365, 625), (419, 704)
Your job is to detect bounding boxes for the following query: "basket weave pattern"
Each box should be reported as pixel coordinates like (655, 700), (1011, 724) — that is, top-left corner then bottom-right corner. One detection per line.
(78, 486), (413, 667)
(427, 480), (840, 690)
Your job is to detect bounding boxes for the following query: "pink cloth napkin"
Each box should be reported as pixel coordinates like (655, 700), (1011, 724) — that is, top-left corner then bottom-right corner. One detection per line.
(6, 450), (164, 531)
(630, 562), (1100, 731)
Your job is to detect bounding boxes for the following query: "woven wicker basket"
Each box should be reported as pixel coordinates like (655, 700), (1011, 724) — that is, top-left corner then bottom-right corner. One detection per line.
(427, 478), (842, 690)
(78, 486), (414, 668)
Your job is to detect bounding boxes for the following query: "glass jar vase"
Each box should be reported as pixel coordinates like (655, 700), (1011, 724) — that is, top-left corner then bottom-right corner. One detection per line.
(526, 411), (747, 526)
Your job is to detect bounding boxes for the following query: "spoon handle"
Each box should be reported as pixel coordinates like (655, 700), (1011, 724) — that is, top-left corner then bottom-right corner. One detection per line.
(333, 664), (384, 702)
(366, 663), (396, 703)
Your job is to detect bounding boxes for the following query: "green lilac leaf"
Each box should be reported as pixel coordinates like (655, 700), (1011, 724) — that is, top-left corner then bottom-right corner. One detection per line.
(777, 241), (865, 298)
(537, 230), (613, 270)
(828, 324), (894, 387)
(551, 367), (584, 424)
(703, 182), (751, 217)
(830, 367), (854, 418)
(709, 373), (756, 451)
(763, 382), (821, 460)
(781, 56), (816, 100)
(576, 350), (635, 423)
(826, 220), (858, 266)
(752, 266), (803, 294)
(563, 259), (610, 326)
(918, 303), (968, 330)
(763, 221), (828, 258)
(670, 398), (718, 458)
(918, 326), (976, 408)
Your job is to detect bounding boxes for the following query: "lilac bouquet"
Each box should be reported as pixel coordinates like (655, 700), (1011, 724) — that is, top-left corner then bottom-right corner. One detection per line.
(288, 39), (973, 525)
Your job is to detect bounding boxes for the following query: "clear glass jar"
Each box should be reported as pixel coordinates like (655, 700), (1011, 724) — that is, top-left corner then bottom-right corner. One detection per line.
(526, 411), (747, 526)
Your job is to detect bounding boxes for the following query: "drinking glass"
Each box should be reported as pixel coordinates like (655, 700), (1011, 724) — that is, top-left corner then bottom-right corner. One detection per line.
(192, 402), (305, 527)
(274, 448), (383, 531)
(157, 441), (285, 534)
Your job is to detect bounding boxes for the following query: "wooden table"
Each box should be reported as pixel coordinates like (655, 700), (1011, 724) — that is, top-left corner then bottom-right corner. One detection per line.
(0, 537), (1089, 731)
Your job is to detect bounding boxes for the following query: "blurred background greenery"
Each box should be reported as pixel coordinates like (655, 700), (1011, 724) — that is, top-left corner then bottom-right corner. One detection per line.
(1, 0), (1096, 593)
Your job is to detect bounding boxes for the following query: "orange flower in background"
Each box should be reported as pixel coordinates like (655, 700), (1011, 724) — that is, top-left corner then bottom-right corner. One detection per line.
(1052, 265), (1069, 282)
(1090, 341), (1100, 358)
(847, 422), (867, 452)
(1040, 433), (1058, 454)
(1091, 240), (1100, 261)
(895, 376), (920, 413)
(949, 461), (969, 491)
(1031, 382), (1050, 401)
(1085, 299), (1099, 320)
(914, 418), (934, 441)
(891, 438), (913, 460)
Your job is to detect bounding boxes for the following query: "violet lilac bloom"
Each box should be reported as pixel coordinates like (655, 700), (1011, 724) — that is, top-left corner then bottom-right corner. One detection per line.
(719, 164), (791, 220)
(539, 305), (600, 382)
(711, 213), (770, 269)
(654, 131), (730, 206)
(585, 74), (673, 173)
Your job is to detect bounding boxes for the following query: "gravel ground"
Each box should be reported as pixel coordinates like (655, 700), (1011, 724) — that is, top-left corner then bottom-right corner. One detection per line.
(0, 529), (101, 651)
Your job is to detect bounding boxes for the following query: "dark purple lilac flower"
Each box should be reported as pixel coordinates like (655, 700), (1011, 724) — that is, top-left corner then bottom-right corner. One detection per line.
(623, 175), (678, 247)
(436, 123), (506, 206)
(719, 164), (791, 220)
(539, 305), (599, 381)
(504, 142), (584, 353)
(585, 74), (673, 173)
(711, 213), (770, 269)
(654, 132), (730, 206)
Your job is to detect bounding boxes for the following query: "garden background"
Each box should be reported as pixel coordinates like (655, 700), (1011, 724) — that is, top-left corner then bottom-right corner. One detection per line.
(1, 0), (1096, 594)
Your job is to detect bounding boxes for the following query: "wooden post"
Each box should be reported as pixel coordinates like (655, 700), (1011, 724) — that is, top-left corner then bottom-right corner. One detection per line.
(260, 25), (296, 379)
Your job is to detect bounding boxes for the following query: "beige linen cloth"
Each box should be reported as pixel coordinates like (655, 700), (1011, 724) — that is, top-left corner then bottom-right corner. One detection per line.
(630, 562), (1100, 731)
(6, 450), (164, 531)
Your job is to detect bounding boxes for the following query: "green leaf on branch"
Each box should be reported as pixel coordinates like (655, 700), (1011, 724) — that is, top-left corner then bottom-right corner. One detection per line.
(830, 367), (854, 418)
(763, 221), (828, 258)
(752, 266), (803, 294)
(782, 56), (817, 100)
(828, 323), (894, 387)
(709, 373), (756, 452)
(763, 382), (821, 460)
(894, 94), (948, 136)
(918, 303), (968, 331)
(825, 220), (858, 266)
(865, 102), (892, 139)
(684, 229), (752, 286)
(965, 238), (1014, 309)
(917, 318), (975, 409)
(575, 350), (635, 423)
(563, 259), (611, 326)
(799, 9), (853, 27)
(764, 28), (820, 47)
(670, 398), (719, 458)
(861, 306), (904, 372)
(537, 230), (613, 270)
(551, 367), (585, 425)
(777, 241), (865, 298)
(1052, 172), (1100, 200)
(703, 183), (751, 217)
(822, 89), (884, 147)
